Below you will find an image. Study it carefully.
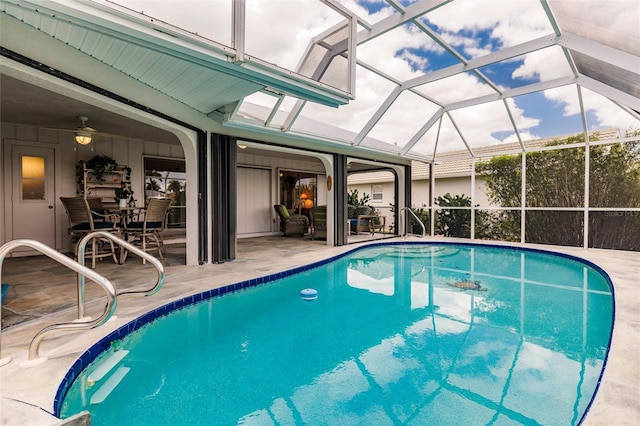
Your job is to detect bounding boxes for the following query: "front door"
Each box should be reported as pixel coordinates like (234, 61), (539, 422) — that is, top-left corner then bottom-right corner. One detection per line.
(10, 145), (56, 254)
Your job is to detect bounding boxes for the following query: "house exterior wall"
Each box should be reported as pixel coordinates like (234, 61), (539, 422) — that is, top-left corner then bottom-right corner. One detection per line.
(348, 175), (491, 219)
(411, 176), (491, 207)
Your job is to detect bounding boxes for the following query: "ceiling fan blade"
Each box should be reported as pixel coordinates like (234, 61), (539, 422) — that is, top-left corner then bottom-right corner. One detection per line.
(40, 126), (75, 133)
(93, 130), (128, 139)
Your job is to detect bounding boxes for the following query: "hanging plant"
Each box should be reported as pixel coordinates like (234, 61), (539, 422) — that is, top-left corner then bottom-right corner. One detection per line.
(82, 155), (118, 182)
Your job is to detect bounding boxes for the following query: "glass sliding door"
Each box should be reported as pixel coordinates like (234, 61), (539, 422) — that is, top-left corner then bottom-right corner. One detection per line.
(279, 170), (317, 220)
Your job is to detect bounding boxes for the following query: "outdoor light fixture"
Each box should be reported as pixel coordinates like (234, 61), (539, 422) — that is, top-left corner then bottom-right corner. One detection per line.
(74, 130), (92, 145)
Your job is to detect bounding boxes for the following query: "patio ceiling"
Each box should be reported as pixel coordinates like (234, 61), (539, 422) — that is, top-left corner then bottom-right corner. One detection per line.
(1, 0), (638, 162)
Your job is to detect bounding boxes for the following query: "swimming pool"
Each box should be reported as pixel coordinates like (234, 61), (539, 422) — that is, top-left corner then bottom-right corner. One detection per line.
(58, 242), (614, 425)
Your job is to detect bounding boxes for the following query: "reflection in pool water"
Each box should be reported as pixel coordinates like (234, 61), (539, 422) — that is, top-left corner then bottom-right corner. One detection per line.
(60, 243), (613, 425)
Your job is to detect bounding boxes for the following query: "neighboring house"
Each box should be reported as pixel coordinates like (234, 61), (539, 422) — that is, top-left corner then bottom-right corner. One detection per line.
(349, 129), (622, 216)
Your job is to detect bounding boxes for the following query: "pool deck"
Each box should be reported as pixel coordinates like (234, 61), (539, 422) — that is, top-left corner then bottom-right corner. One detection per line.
(1, 237), (638, 425)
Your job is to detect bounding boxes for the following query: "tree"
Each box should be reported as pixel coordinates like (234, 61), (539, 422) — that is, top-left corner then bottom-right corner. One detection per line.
(146, 178), (161, 192)
(409, 207), (429, 235)
(347, 188), (370, 206)
(476, 131), (640, 250)
(435, 193), (471, 238)
(409, 193), (474, 237)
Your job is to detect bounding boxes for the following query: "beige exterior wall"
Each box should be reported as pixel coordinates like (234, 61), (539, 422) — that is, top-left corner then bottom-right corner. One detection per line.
(348, 175), (492, 217)
(411, 176), (491, 207)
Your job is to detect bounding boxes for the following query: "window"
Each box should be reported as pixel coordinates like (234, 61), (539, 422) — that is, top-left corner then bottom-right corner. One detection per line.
(371, 184), (383, 202)
(144, 157), (186, 228)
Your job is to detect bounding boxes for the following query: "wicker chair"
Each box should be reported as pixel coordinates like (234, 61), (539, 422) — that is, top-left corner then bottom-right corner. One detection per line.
(349, 205), (373, 234)
(310, 205), (327, 240)
(273, 205), (309, 236)
(86, 197), (119, 223)
(60, 196), (120, 268)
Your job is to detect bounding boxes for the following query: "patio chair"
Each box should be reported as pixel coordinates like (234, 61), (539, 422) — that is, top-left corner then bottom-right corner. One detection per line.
(273, 204), (309, 237)
(60, 196), (120, 268)
(349, 206), (373, 234)
(86, 197), (119, 223)
(123, 198), (172, 263)
(310, 205), (327, 240)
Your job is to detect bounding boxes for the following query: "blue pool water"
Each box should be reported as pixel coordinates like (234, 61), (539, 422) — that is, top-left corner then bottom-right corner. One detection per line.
(59, 243), (614, 425)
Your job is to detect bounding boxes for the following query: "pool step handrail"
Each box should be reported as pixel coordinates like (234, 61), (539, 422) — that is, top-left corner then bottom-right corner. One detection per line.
(75, 231), (165, 320)
(399, 207), (426, 238)
(0, 239), (117, 367)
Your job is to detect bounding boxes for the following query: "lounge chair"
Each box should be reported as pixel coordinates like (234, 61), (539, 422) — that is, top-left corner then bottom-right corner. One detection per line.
(274, 205), (309, 236)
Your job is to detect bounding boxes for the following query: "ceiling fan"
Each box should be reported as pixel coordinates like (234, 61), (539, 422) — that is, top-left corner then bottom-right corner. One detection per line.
(74, 116), (96, 145)
(42, 116), (120, 146)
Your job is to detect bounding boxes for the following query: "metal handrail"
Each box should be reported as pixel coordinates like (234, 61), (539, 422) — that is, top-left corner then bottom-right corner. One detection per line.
(75, 231), (165, 319)
(400, 207), (426, 238)
(0, 239), (117, 365)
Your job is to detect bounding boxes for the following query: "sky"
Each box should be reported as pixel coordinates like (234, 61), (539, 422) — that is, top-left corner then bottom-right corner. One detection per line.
(111, 0), (638, 157)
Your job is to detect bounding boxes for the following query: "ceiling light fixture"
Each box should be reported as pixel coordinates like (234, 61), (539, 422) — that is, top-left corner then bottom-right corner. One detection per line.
(238, 144), (247, 149)
(75, 130), (92, 145)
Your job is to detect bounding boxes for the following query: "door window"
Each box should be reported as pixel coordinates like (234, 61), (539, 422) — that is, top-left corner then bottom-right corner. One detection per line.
(21, 155), (46, 200)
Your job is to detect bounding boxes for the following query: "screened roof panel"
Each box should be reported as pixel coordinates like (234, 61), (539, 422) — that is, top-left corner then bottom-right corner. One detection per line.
(244, 0), (343, 71)
(357, 23), (460, 81)
(238, 92), (282, 124)
(434, 114), (471, 154)
(549, 0), (640, 56)
(414, 72), (495, 105)
(319, 54), (350, 93)
(580, 87), (640, 132)
(410, 123), (441, 158)
(422, 0), (554, 58)
(299, 65), (398, 135)
(411, 114), (474, 156)
(476, 46), (574, 90)
(572, 52), (640, 99)
(101, 0), (233, 45)
(366, 90), (442, 148)
(448, 101), (517, 147)
(509, 90), (577, 142)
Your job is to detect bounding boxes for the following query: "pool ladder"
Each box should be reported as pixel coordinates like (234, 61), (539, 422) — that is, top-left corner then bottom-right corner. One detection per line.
(0, 231), (165, 368)
(399, 207), (426, 238)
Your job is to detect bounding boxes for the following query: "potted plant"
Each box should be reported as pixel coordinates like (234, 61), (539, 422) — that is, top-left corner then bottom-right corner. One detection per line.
(114, 183), (134, 207)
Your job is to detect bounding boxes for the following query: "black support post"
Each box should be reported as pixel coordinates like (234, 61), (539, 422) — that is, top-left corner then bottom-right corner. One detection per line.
(335, 154), (348, 246)
(197, 130), (208, 264)
(211, 134), (237, 262)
